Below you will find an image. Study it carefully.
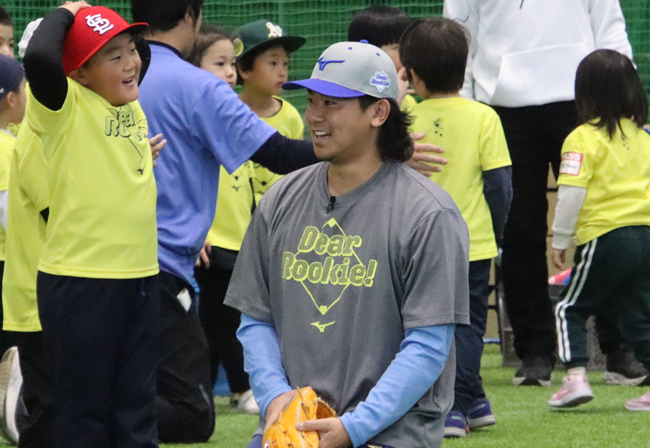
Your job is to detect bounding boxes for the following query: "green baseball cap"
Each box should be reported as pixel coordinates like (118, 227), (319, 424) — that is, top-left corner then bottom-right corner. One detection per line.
(232, 20), (306, 60)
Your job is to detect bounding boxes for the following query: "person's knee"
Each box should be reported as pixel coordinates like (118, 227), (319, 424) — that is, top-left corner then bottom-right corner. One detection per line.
(157, 401), (215, 443)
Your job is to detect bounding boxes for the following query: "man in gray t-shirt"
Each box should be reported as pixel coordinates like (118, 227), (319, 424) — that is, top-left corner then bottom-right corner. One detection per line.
(225, 41), (469, 448)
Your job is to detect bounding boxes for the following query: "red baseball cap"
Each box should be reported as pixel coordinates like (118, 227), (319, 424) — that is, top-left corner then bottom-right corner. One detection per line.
(62, 6), (148, 76)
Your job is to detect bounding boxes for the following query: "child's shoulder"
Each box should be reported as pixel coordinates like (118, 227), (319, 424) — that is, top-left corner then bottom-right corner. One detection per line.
(275, 96), (300, 115)
(413, 97), (497, 118)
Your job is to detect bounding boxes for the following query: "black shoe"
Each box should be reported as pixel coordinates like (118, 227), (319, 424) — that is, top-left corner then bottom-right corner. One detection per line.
(604, 350), (649, 386)
(513, 356), (553, 387)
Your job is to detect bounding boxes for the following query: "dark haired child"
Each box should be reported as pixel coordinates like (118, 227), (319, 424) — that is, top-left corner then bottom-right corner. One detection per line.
(400, 17), (512, 438)
(188, 26), (260, 413)
(23, 3), (162, 447)
(188, 26), (237, 87)
(0, 7), (13, 58)
(348, 5), (415, 111)
(233, 19), (305, 200)
(549, 49), (650, 411)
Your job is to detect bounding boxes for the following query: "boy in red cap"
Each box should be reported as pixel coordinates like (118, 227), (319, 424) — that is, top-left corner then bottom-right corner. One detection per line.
(23, 2), (162, 447)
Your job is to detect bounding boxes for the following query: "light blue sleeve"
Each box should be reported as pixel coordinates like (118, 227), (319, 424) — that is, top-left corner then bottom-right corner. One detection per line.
(190, 77), (276, 174)
(236, 314), (292, 417)
(339, 325), (456, 447)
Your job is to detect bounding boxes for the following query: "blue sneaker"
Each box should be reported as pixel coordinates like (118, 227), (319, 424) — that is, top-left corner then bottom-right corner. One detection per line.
(467, 398), (496, 429)
(443, 411), (468, 438)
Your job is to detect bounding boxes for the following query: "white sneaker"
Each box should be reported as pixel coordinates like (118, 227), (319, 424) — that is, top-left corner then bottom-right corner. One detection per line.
(236, 390), (260, 414)
(0, 347), (22, 444)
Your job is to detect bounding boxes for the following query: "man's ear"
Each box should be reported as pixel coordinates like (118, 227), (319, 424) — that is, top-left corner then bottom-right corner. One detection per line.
(370, 99), (391, 128)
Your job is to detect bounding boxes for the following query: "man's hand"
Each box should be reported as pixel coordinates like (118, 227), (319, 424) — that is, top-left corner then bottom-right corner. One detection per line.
(149, 134), (167, 167)
(60, 1), (92, 15)
(551, 247), (566, 271)
(264, 390), (298, 431)
(195, 240), (211, 268)
(296, 418), (351, 448)
(405, 132), (447, 177)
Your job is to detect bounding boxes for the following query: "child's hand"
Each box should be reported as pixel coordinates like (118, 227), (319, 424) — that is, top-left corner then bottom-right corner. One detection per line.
(195, 241), (211, 268)
(405, 132), (447, 177)
(149, 134), (167, 167)
(397, 67), (409, 107)
(551, 247), (566, 271)
(60, 1), (92, 15)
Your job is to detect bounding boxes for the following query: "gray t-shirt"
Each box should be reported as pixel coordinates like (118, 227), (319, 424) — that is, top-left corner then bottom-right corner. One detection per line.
(225, 160), (470, 447)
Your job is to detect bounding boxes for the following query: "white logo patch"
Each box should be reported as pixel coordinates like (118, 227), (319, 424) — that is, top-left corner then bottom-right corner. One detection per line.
(559, 152), (583, 176)
(86, 14), (115, 35)
(369, 70), (390, 93)
(266, 22), (283, 38)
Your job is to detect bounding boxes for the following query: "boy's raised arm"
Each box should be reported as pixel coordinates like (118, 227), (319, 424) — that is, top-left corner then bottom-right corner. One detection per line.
(24, 3), (88, 111)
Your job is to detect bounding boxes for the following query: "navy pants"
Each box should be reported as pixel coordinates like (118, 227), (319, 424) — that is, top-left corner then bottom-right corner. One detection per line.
(452, 259), (491, 415)
(37, 272), (159, 448)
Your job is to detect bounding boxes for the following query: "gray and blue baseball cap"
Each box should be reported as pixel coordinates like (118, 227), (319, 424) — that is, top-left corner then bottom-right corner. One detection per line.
(283, 40), (399, 100)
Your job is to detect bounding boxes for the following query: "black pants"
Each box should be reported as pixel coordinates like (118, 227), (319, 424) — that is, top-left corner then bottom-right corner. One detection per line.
(494, 102), (630, 362)
(37, 272), (159, 448)
(195, 251), (249, 393)
(156, 271), (214, 443)
(16, 331), (53, 448)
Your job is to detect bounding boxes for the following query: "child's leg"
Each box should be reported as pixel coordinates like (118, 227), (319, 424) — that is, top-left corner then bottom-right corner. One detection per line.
(611, 227), (650, 373)
(16, 331), (54, 448)
(112, 276), (159, 448)
(452, 259), (491, 415)
(37, 273), (157, 448)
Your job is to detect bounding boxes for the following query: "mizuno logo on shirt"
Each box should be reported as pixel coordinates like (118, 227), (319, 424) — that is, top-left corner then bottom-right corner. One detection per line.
(317, 58), (345, 71)
(86, 14), (114, 35)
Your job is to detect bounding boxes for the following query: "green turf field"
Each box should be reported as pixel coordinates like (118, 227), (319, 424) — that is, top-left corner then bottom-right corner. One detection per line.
(155, 344), (649, 448)
(0, 344), (644, 448)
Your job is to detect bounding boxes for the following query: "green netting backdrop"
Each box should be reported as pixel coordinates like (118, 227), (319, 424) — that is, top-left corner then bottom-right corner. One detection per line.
(4, 0), (650, 116)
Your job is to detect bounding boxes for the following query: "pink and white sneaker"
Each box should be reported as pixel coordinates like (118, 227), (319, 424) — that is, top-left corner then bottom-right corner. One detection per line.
(625, 390), (650, 411)
(548, 374), (594, 408)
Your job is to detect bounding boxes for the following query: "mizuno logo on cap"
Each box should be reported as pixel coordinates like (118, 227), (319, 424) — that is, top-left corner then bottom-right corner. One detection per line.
(370, 70), (390, 93)
(317, 58), (345, 71)
(86, 14), (114, 35)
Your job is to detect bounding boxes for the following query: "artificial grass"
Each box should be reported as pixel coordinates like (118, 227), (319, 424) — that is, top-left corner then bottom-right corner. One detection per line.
(5, 344), (647, 448)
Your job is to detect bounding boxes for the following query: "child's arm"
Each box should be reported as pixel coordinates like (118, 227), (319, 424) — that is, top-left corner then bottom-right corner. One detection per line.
(482, 166), (512, 243)
(551, 185), (587, 269)
(23, 4), (88, 111)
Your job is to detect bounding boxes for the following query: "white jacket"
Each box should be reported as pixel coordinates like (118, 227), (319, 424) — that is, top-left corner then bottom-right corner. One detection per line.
(443, 0), (633, 107)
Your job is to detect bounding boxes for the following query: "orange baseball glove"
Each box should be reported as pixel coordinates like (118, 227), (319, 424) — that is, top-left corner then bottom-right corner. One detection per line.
(262, 387), (337, 448)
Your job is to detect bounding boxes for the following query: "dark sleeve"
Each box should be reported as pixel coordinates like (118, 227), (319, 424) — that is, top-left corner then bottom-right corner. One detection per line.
(23, 8), (75, 111)
(482, 166), (512, 244)
(249, 132), (319, 175)
(135, 36), (151, 85)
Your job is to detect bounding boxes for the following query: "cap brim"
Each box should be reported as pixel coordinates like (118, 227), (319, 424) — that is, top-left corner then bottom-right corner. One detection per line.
(283, 78), (364, 98)
(240, 36), (306, 59)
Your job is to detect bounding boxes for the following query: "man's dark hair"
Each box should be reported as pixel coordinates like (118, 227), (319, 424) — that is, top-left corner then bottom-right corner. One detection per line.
(347, 5), (411, 48)
(400, 18), (468, 95)
(0, 7), (13, 28)
(575, 49), (648, 139)
(358, 96), (413, 162)
(187, 25), (230, 67)
(131, 0), (203, 33)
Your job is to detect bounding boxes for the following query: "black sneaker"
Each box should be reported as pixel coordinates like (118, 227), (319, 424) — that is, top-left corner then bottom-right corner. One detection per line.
(513, 356), (553, 387)
(604, 350), (649, 386)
